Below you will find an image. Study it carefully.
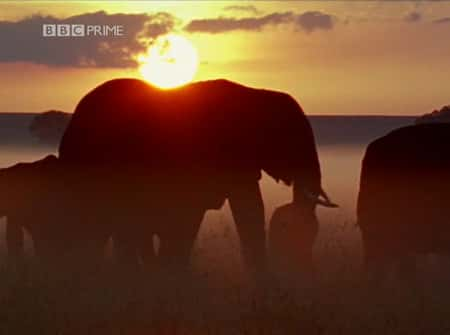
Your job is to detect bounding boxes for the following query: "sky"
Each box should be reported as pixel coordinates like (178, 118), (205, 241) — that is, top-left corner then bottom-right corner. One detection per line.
(0, 1), (449, 115)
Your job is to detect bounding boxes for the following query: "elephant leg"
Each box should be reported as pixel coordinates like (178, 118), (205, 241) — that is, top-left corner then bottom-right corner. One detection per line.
(228, 180), (267, 279)
(6, 218), (25, 262)
(137, 233), (157, 269)
(158, 208), (204, 272)
(112, 225), (140, 270)
(395, 252), (417, 284)
(362, 231), (392, 284)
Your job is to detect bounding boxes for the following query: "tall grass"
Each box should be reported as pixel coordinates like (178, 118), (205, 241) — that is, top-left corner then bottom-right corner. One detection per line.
(1, 218), (450, 334)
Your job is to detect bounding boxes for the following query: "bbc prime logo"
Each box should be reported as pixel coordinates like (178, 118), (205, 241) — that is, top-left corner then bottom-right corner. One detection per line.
(42, 24), (124, 37)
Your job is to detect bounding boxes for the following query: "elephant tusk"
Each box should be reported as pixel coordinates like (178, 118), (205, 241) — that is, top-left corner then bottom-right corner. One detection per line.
(319, 192), (339, 208)
(316, 197), (339, 208)
(319, 188), (331, 202)
(303, 188), (339, 208)
(319, 188), (338, 207)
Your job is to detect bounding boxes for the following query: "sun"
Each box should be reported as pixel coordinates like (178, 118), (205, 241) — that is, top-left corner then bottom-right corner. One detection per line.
(138, 34), (199, 89)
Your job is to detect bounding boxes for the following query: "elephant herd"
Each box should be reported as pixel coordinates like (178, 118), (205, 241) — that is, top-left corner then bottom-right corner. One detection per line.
(1, 78), (449, 279)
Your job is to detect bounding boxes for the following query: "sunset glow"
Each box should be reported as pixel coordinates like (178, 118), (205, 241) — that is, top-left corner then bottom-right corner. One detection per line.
(1, 2), (450, 333)
(1, 1), (449, 114)
(138, 34), (199, 89)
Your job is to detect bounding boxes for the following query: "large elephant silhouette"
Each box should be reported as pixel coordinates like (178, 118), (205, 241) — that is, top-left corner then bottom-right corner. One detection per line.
(358, 123), (450, 279)
(59, 78), (335, 274)
(1, 155), (108, 266)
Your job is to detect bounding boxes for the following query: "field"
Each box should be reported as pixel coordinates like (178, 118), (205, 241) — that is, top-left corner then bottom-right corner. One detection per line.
(1, 218), (450, 335)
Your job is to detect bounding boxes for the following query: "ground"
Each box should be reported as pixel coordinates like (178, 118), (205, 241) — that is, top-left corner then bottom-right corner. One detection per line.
(1, 216), (450, 335)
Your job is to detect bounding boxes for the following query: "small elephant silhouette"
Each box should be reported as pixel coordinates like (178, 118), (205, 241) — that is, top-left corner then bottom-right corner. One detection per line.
(1, 155), (107, 267)
(269, 202), (319, 277)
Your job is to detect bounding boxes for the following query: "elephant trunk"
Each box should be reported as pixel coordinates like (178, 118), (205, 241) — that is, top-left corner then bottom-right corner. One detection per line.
(291, 144), (337, 208)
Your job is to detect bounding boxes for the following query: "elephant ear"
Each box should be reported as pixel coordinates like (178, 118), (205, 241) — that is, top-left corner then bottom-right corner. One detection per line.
(261, 94), (322, 195)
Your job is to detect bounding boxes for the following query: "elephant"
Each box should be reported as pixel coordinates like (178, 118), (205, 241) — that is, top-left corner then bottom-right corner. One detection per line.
(58, 78), (336, 274)
(357, 123), (450, 279)
(1, 155), (108, 267)
(1, 155), (61, 262)
(269, 203), (319, 278)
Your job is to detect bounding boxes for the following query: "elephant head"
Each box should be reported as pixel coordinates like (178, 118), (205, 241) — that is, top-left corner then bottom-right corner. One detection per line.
(256, 90), (337, 210)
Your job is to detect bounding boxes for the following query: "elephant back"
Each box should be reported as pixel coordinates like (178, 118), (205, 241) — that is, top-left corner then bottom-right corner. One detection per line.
(59, 79), (170, 168)
(357, 123), (450, 243)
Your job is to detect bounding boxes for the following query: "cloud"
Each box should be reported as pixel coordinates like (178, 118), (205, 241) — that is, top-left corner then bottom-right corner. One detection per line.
(223, 5), (262, 15)
(295, 11), (335, 32)
(404, 11), (422, 22)
(434, 17), (450, 24)
(185, 12), (293, 33)
(185, 11), (335, 34)
(0, 11), (177, 68)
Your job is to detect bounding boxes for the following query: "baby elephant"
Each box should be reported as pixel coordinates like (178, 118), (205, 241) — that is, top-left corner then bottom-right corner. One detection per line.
(0, 155), (105, 267)
(268, 202), (319, 278)
(0, 155), (57, 262)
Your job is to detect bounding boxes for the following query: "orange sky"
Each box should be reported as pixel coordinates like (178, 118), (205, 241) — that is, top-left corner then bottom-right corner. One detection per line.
(0, 1), (449, 115)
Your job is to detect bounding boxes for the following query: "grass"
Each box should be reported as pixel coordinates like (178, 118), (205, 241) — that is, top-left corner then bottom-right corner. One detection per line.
(1, 218), (450, 334)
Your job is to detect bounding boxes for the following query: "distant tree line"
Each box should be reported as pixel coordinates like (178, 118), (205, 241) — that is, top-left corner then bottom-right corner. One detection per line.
(415, 105), (450, 124)
(29, 110), (71, 144)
